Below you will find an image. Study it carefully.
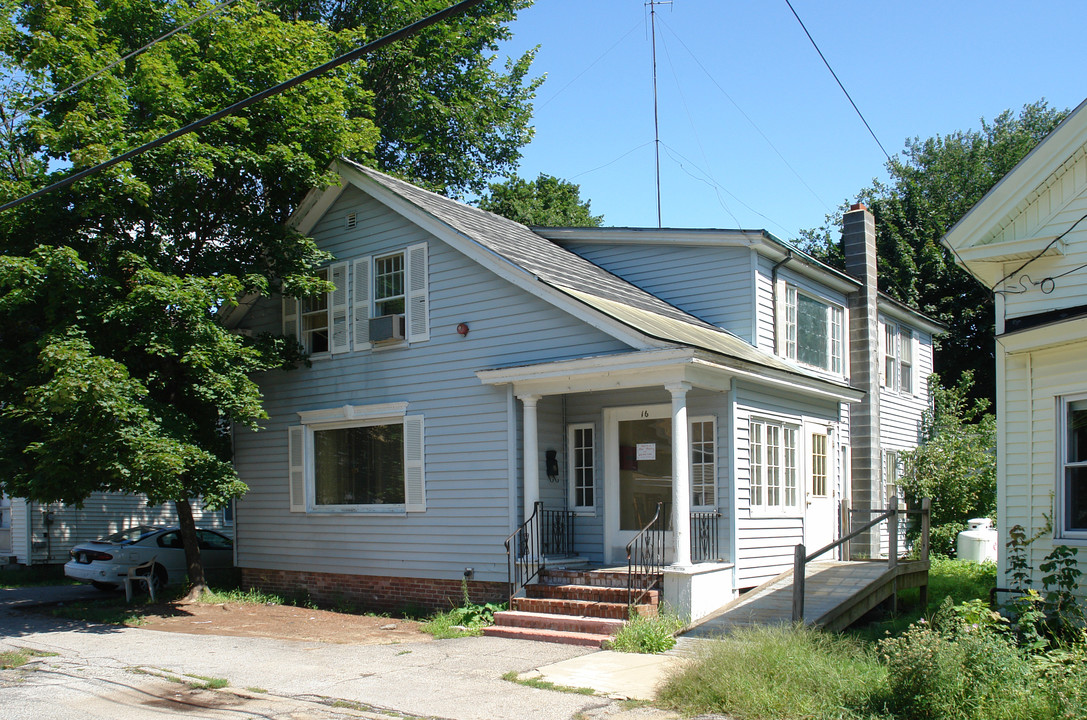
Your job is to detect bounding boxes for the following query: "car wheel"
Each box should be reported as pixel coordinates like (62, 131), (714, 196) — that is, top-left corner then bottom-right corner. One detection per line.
(91, 581), (118, 592)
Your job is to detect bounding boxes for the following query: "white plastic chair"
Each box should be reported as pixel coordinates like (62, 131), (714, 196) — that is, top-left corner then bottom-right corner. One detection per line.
(124, 557), (158, 603)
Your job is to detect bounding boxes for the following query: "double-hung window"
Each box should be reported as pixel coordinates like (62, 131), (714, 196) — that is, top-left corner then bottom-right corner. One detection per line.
(353, 243), (430, 349)
(1061, 396), (1087, 538)
(569, 424), (595, 511)
(750, 418), (800, 514)
(283, 263), (349, 355)
(784, 286), (844, 374)
(691, 418), (716, 508)
(882, 321), (914, 393)
(288, 404), (425, 513)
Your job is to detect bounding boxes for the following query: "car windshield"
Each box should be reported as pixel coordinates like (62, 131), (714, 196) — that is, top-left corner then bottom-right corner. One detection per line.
(97, 526), (163, 544)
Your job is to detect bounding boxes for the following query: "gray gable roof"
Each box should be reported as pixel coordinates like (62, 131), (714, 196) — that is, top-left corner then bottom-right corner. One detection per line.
(342, 160), (824, 378)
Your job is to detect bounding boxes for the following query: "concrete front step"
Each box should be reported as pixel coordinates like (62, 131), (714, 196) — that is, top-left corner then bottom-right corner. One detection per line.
(483, 625), (612, 648)
(527, 582), (660, 606)
(493, 609), (626, 635)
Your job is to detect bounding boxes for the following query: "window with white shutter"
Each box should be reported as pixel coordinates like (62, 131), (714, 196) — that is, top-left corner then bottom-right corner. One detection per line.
(352, 256), (372, 351)
(403, 415), (425, 512)
(288, 425), (306, 512)
(406, 243), (429, 342)
(329, 261), (349, 354)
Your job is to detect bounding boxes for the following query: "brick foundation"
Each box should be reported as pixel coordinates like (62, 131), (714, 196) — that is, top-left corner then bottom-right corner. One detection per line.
(239, 567), (507, 614)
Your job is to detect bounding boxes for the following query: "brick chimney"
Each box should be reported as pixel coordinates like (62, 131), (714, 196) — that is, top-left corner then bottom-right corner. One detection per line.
(842, 203), (881, 543)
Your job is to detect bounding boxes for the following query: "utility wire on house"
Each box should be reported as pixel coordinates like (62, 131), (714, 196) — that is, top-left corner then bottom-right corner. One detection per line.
(993, 211), (1087, 294)
(0, 0), (488, 214)
(783, 0), (891, 164)
(13, 0), (244, 123)
(535, 19), (641, 112)
(659, 17), (832, 214)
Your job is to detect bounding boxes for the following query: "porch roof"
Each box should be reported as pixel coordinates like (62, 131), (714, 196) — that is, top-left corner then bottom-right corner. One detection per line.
(476, 347), (863, 403)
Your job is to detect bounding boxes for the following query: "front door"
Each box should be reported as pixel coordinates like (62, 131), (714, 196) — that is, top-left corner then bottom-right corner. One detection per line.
(605, 405), (675, 563)
(804, 426), (838, 556)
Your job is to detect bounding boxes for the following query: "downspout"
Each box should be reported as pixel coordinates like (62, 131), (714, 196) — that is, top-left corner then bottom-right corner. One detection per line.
(770, 252), (793, 354)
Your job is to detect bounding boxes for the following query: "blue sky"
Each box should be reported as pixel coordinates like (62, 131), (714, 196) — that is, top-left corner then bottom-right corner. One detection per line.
(493, 1), (1087, 241)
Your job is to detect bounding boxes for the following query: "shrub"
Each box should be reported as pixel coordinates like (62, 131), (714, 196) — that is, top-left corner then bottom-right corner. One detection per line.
(608, 608), (686, 654)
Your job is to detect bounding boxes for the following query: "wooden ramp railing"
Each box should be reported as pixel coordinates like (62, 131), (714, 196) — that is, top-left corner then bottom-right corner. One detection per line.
(793, 497), (931, 624)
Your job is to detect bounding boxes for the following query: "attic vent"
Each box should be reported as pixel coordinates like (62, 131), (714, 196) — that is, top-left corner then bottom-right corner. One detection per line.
(345, 212), (357, 229)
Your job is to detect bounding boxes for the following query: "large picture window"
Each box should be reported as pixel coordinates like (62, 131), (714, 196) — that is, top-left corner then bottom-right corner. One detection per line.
(313, 424), (404, 506)
(785, 286), (844, 374)
(288, 405), (425, 513)
(1062, 397), (1087, 536)
(750, 418), (800, 514)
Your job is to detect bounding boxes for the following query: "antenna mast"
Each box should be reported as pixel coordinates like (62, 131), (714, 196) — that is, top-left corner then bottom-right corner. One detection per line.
(647, 0), (671, 229)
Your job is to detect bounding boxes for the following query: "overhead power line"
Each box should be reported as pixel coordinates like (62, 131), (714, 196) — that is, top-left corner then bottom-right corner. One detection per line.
(1, 0), (487, 214)
(783, 0), (891, 163)
(14, 0), (243, 123)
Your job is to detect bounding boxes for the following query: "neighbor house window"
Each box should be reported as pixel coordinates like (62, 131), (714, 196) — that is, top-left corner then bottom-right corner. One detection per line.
(883, 322), (914, 393)
(1062, 396), (1087, 536)
(288, 404), (425, 513)
(750, 418), (800, 514)
(691, 418), (716, 508)
(882, 449), (900, 505)
(569, 424), (595, 510)
(785, 286), (844, 374)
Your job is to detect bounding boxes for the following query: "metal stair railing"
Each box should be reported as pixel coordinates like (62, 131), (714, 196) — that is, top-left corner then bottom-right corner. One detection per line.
(627, 501), (665, 607)
(504, 501), (543, 605)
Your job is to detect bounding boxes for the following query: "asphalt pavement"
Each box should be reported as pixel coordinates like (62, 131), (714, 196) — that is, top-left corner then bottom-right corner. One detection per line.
(0, 584), (684, 720)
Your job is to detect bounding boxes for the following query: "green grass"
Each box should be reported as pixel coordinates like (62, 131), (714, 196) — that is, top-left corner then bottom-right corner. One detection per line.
(657, 624), (887, 720)
(184, 673), (229, 690)
(608, 608), (687, 654)
(45, 598), (151, 626)
(852, 557), (997, 640)
(196, 586), (286, 605)
(0, 647), (58, 669)
(421, 608), (485, 638)
(502, 670), (596, 695)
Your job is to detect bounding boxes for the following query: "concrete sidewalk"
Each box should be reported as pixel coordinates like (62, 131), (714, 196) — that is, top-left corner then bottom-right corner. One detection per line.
(1, 585), (683, 720)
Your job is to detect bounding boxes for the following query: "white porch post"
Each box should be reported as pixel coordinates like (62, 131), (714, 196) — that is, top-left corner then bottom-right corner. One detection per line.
(519, 394), (541, 522)
(668, 382), (692, 568)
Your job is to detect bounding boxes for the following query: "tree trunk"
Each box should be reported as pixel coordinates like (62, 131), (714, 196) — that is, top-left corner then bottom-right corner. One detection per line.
(175, 498), (207, 599)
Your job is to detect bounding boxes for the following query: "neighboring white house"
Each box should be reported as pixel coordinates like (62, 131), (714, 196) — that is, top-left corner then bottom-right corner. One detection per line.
(226, 160), (940, 620)
(944, 97), (1087, 595)
(1, 494), (229, 566)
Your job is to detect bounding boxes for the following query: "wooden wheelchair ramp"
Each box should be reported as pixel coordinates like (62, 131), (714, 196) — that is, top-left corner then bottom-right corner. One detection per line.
(683, 559), (930, 637)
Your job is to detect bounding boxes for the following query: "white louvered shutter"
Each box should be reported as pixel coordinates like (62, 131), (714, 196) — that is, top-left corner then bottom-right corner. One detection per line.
(288, 425), (306, 512)
(352, 256), (372, 351)
(406, 243), (429, 342)
(878, 321), (888, 387)
(329, 261), (350, 354)
(282, 296), (298, 338)
(403, 415), (425, 512)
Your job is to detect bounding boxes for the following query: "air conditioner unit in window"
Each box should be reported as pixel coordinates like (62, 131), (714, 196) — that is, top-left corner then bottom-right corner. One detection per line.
(370, 314), (406, 343)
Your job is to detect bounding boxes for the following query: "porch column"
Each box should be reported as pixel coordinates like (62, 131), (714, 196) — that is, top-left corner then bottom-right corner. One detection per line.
(667, 382), (692, 568)
(518, 394), (541, 522)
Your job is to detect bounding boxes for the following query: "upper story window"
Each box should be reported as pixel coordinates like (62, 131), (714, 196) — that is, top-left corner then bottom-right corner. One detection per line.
(282, 243), (429, 355)
(883, 321), (914, 394)
(784, 286), (844, 374)
(1061, 396), (1087, 538)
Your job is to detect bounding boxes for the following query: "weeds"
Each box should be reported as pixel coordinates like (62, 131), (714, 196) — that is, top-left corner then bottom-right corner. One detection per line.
(0, 647), (58, 669)
(502, 670), (596, 695)
(183, 673), (229, 690)
(422, 579), (505, 639)
(608, 607), (686, 654)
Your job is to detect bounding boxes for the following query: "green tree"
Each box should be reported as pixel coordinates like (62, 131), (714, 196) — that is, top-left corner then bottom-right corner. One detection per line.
(271, 0), (542, 197)
(800, 101), (1068, 406)
(476, 173), (603, 226)
(901, 372), (997, 556)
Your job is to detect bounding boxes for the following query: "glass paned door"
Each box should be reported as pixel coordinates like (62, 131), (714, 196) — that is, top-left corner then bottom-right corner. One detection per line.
(618, 417), (673, 532)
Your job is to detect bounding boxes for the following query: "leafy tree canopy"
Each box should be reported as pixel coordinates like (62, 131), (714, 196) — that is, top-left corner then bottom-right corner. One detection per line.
(476, 173), (603, 226)
(0, 0), (538, 590)
(901, 372), (996, 556)
(799, 100), (1068, 406)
